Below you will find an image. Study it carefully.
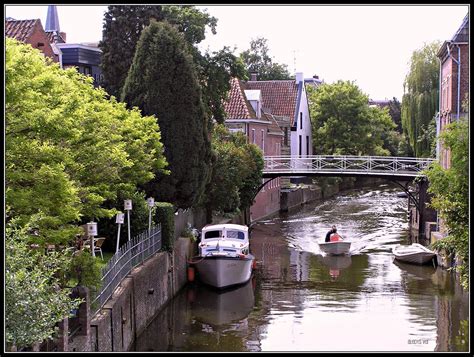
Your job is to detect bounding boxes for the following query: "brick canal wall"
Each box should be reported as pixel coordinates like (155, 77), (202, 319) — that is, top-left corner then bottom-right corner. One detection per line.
(87, 237), (193, 352)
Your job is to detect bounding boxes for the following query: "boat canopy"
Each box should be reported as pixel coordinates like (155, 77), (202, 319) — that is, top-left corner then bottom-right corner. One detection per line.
(201, 224), (248, 241)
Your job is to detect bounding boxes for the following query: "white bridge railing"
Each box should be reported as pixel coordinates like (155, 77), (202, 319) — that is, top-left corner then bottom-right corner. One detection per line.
(263, 155), (435, 177)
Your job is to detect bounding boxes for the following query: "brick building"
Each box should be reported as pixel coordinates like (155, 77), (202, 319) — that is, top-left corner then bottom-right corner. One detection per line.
(433, 13), (469, 239)
(224, 77), (284, 221)
(5, 18), (58, 62)
(436, 14), (469, 170)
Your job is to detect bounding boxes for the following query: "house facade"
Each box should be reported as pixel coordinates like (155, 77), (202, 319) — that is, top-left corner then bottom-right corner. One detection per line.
(45, 5), (103, 87)
(432, 14), (469, 239)
(436, 14), (469, 171)
(6, 6), (103, 87)
(5, 18), (58, 62)
(224, 78), (284, 221)
(246, 72), (313, 185)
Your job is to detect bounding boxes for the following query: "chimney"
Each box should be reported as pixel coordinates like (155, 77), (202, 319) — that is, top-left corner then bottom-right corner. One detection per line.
(59, 31), (66, 42)
(250, 72), (257, 81)
(295, 72), (304, 84)
(313, 75), (319, 79)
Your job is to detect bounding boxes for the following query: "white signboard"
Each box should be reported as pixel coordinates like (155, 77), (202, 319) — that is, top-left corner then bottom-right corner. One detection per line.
(124, 199), (133, 211)
(87, 221), (97, 236)
(116, 213), (125, 224)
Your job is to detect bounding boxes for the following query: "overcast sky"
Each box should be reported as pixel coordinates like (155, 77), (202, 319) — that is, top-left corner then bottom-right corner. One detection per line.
(5, 4), (469, 100)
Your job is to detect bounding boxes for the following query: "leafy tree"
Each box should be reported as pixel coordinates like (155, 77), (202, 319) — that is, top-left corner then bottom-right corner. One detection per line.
(307, 81), (396, 156)
(195, 46), (247, 124)
(401, 41), (441, 157)
(388, 97), (402, 133)
(426, 116), (468, 289)
(122, 20), (212, 209)
(5, 218), (82, 350)
(99, 5), (217, 99)
(202, 125), (264, 222)
(100, 5), (244, 129)
(6, 38), (167, 246)
(240, 37), (292, 80)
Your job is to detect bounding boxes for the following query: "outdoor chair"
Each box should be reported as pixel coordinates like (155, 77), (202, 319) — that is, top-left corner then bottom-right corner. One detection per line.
(93, 237), (106, 260)
(83, 237), (106, 259)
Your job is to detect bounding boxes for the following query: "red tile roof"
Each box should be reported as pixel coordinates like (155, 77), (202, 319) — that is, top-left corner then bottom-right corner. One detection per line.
(224, 77), (257, 119)
(246, 80), (298, 120)
(45, 31), (66, 44)
(5, 19), (41, 42)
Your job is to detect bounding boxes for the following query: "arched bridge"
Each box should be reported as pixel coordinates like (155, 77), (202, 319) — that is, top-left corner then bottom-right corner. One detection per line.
(263, 155), (435, 180)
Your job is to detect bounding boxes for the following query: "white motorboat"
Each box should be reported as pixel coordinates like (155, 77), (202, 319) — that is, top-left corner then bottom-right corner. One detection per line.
(318, 234), (351, 255)
(191, 224), (255, 289)
(392, 243), (437, 265)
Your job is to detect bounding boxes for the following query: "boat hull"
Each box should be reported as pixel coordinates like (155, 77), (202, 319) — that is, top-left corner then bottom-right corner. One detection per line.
(393, 252), (436, 265)
(195, 255), (254, 289)
(318, 241), (351, 255)
(392, 244), (436, 265)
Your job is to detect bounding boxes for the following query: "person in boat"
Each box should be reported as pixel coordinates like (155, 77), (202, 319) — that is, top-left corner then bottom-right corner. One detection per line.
(325, 225), (337, 242)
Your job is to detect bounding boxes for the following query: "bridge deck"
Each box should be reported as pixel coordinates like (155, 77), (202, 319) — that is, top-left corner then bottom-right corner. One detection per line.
(263, 155), (435, 179)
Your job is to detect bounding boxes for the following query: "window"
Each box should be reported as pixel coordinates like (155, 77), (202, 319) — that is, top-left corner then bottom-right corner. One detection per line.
(251, 129), (256, 144)
(284, 127), (288, 146)
(306, 136), (309, 156)
(227, 230), (245, 240)
(300, 112), (303, 129)
(299, 135), (302, 156)
(204, 230), (221, 239)
(261, 129), (265, 151)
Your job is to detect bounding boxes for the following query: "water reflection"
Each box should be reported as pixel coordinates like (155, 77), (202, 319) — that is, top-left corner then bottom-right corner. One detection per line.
(318, 254), (352, 279)
(132, 184), (469, 352)
(189, 279), (255, 326)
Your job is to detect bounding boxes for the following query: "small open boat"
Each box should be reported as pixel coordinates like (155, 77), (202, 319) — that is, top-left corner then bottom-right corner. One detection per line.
(190, 224), (254, 289)
(318, 234), (351, 255)
(392, 243), (436, 265)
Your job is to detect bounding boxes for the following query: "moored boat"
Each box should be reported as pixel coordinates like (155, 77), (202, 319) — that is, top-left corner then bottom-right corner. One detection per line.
(392, 243), (436, 265)
(190, 224), (254, 289)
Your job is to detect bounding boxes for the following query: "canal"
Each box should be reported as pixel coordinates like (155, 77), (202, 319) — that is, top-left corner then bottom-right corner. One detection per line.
(131, 183), (469, 352)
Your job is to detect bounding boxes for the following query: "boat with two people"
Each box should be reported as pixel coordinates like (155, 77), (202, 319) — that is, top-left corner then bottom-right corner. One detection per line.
(318, 229), (351, 256)
(189, 223), (255, 289)
(392, 243), (437, 265)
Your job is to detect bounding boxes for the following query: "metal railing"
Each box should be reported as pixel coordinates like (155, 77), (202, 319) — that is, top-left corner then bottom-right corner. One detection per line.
(91, 225), (162, 315)
(263, 155), (435, 177)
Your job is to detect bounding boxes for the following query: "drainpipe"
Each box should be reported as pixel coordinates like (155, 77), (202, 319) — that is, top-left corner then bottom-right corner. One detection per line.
(446, 43), (461, 121)
(456, 44), (461, 121)
(436, 56), (442, 161)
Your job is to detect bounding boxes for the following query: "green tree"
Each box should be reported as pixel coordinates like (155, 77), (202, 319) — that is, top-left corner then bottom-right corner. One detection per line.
(425, 116), (468, 289)
(401, 41), (441, 157)
(307, 81), (396, 155)
(122, 20), (212, 209)
(203, 125), (264, 222)
(5, 218), (82, 349)
(196, 46), (247, 124)
(388, 97), (402, 133)
(100, 5), (245, 129)
(240, 37), (292, 80)
(6, 38), (167, 246)
(99, 5), (217, 99)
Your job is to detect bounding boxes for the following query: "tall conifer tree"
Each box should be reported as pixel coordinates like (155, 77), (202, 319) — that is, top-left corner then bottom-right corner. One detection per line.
(122, 20), (212, 208)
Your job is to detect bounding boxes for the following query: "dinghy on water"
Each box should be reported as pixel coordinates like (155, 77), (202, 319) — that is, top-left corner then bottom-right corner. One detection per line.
(318, 233), (351, 255)
(392, 243), (436, 265)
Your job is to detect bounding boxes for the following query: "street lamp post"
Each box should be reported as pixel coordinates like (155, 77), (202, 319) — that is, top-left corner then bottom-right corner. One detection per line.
(115, 212), (125, 253)
(124, 199), (132, 242)
(86, 221), (97, 257)
(147, 197), (155, 234)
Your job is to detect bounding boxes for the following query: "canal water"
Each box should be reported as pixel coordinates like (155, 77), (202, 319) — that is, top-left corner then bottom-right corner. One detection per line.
(132, 183), (469, 352)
